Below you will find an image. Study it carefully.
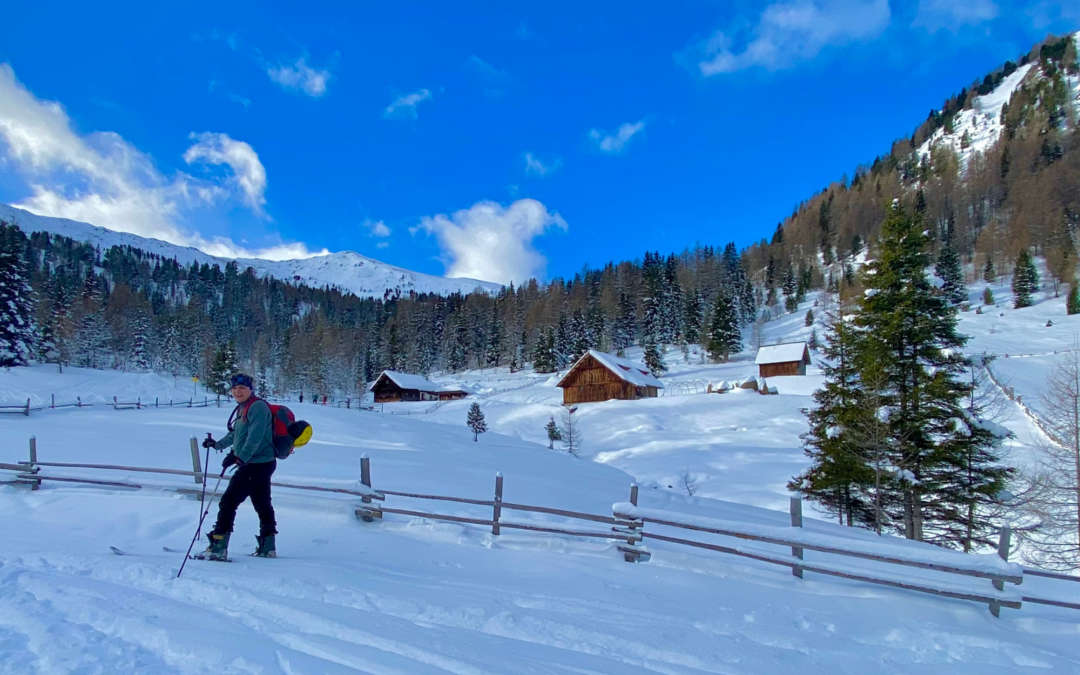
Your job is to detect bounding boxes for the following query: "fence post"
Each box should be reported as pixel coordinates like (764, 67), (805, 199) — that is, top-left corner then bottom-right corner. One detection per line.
(357, 454), (377, 522)
(137, 397), (141, 410)
(113, 396), (117, 410)
(27, 436), (39, 490)
(51, 394), (55, 409)
(492, 473), (503, 535)
(614, 483), (647, 563)
(156, 397), (158, 408)
(189, 437), (203, 485)
(24, 398), (30, 416)
(990, 524), (1012, 617)
(790, 496), (804, 578)
(77, 396), (82, 408)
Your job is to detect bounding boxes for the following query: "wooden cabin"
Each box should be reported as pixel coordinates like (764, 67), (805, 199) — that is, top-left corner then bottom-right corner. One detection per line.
(555, 350), (664, 404)
(755, 342), (811, 377)
(369, 371), (469, 403)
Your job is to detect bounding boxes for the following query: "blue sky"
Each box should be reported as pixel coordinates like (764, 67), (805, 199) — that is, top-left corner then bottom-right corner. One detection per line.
(0, 1), (1077, 284)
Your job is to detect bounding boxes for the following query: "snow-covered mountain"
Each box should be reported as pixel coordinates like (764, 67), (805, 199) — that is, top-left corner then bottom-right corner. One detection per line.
(0, 203), (501, 298)
(918, 31), (1080, 170)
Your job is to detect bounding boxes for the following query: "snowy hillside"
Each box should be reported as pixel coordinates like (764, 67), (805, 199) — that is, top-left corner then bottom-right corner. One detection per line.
(0, 203), (501, 299)
(918, 31), (1080, 171)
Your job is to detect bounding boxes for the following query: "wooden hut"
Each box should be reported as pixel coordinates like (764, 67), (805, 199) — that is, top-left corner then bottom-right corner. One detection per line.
(556, 350), (664, 404)
(369, 371), (469, 403)
(755, 342), (811, 377)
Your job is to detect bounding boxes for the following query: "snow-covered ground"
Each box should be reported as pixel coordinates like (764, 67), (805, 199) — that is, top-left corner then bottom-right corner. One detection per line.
(5, 269), (1080, 671)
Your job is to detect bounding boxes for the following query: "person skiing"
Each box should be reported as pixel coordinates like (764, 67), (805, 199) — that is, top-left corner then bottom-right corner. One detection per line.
(199, 372), (278, 560)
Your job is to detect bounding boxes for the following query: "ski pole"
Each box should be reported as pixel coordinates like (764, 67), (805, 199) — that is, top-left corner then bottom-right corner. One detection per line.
(177, 436), (230, 578)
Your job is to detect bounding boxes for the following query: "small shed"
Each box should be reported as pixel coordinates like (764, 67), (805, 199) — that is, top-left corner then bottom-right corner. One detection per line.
(755, 342), (811, 377)
(555, 350), (664, 405)
(369, 371), (469, 403)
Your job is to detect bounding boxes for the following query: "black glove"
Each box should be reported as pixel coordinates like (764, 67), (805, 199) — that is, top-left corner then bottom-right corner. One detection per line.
(202, 436), (216, 450)
(222, 453), (241, 470)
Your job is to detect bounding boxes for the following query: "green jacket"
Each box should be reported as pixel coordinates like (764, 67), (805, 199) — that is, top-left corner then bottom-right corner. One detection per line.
(216, 398), (275, 464)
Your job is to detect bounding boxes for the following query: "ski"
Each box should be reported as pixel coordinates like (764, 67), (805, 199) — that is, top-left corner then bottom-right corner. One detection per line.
(109, 546), (133, 556)
(189, 553), (233, 563)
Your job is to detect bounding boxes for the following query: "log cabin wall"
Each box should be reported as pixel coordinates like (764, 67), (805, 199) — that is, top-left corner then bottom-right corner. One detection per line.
(758, 361), (806, 378)
(560, 354), (650, 404)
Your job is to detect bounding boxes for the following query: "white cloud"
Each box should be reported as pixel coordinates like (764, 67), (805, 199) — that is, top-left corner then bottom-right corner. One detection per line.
(364, 219), (391, 237)
(912, 0), (998, 32)
(524, 152), (561, 177)
(695, 0), (890, 75)
(588, 121), (646, 154)
(466, 56), (513, 98)
(384, 89), (432, 119)
(183, 132), (268, 215)
(0, 63), (326, 261)
(267, 56), (331, 97)
(415, 198), (566, 285)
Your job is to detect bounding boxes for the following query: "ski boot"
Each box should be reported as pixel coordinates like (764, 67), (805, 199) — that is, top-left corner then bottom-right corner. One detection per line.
(194, 532), (231, 561)
(253, 535), (276, 558)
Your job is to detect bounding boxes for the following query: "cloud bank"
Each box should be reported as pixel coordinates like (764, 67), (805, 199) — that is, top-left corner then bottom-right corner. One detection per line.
(267, 56), (332, 97)
(695, 0), (891, 75)
(384, 89), (432, 119)
(416, 198), (566, 285)
(0, 63), (325, 261)
(912, 0), (998, 33)
(588, 121), (646, 154)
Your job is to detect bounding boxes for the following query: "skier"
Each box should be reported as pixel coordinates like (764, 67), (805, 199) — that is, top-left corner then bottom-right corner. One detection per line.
(199, 373), (278, 560)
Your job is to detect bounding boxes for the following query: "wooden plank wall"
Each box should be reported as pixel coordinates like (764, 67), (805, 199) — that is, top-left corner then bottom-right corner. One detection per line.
(759, 361), (805, 378)
(561, 355), (643, 404)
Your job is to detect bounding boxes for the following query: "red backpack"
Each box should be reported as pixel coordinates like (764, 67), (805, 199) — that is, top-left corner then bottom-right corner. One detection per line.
(231, 398), (310, 460)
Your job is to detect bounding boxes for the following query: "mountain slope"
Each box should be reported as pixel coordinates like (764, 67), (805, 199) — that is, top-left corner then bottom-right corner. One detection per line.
(0, 203), (501, 298)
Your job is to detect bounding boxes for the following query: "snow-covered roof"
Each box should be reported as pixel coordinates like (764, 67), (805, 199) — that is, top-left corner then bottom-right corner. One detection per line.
(556, 350), (664, 389)
(754, 342), (810, 366)
(369, 370), (466, 393)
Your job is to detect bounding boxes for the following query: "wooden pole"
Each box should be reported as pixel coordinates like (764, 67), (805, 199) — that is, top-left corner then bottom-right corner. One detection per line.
(28, 436), (39, 490)
(358, 454), (375, 522)
(492, 473), (503, 535)
(24, 398), (30, 416)
(630, 483), (638, 506)
(790, 496), (804, 578)
(189, 437), (203, 485)
(51, 394), (55, 409)
(990, 524), (1012, 617)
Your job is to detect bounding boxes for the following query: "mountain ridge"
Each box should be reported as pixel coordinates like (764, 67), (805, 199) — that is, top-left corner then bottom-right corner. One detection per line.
(0, 203), (501, 299)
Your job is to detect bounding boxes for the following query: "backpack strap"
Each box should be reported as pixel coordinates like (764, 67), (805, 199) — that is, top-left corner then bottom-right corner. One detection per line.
(228, 396), (265, 432)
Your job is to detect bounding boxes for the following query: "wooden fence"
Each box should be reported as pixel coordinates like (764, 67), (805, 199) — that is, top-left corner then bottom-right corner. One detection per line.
(2, 438), (1079, 618)
(0, 393), (386, 416)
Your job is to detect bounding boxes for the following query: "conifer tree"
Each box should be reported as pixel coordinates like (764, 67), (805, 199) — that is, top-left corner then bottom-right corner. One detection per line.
(467, 402), (487, 441)
(805, 308), (815, 327)
(682, 290), (706, 345)
(612, 292), (636, 355)
(983, 287), (995, 306)
(740, 277), (756, 325)
(705, 292), (741, 362)
(851, 204), (1010, 545)
(1069, 284), (1080, 316)
(642, 337), (666, 375)
(935, 243), (966, 305)
(0, 224), (36, 367)
(983, 257), (996, 283)
(532, 328), (558, 374)
(1012, 249), (1039, 308)
(782, 263), (798, 313)
(544, 415), (562, 449)
(209, 341), (240, 395)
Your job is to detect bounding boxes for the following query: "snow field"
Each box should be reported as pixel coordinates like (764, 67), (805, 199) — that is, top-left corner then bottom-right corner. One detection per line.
(4, 402), (1080, 673)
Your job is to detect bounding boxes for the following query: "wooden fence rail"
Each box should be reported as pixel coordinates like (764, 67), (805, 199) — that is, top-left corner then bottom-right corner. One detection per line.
(3, 440), (1079, 617)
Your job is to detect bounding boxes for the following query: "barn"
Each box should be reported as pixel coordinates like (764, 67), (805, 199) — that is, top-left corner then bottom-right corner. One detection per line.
(555, 350), (664, 405)
(369, 371), (469, 403)
(755, 342), (811, 377)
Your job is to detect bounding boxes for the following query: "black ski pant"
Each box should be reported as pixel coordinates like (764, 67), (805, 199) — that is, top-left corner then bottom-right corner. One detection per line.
(213, 460), (277, 537)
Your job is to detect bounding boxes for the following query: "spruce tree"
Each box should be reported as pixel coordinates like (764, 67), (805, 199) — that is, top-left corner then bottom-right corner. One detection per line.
(209, 341), (240, 395)
(0, 224), (36, 367)
(805, 308), (815, 327)
(1069, 284), (1080, 316)
(982, 287), (994, 306)
(532, 328), (558, 374)
(467, 402), (487, 441)
(782, 263), (798, 313)
(983, 257), (996, 283)
(545, 415), (562, 449)
(705, 292), (741, 362)
(851, 204), (1010, 545)
(1012, 249), (1039, 308)
(612, 292), (636, 355)
(935, 243), (966, 305)
(643, 337), (666, 375)
(682, 290), (706, 345)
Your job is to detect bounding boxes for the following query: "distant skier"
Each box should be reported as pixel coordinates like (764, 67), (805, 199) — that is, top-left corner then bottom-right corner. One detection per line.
(199, 373), (278, 560)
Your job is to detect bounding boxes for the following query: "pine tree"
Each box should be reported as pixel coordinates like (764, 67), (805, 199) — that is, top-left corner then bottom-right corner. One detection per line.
(509, 330), (527, 373)
(935, 243), (966, 305)
(805, 308), (815, 327)
(484, 305), (505, 368)
(129, 310), (151, 371)
(532, 328), (558, 374)
(561, 405), (582, 456)
(682, 290), (706, 345)
(1069, 284), (1080, 316)
(1012, 249), (1039, 309)
(612, 292), (636, 355)
(0, 224), (36, 367)
(467, 402), (487, 442)
(209, 341), (240, 395)
(782, 263), (798, 313)
(642, 337), (666, 375)
(850, 204), (1011, 545)
(983, 287), (995, 306)
(705, 292), (741, 362)
(983, 257), (996, 283)
(545, 415), (562, 449)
